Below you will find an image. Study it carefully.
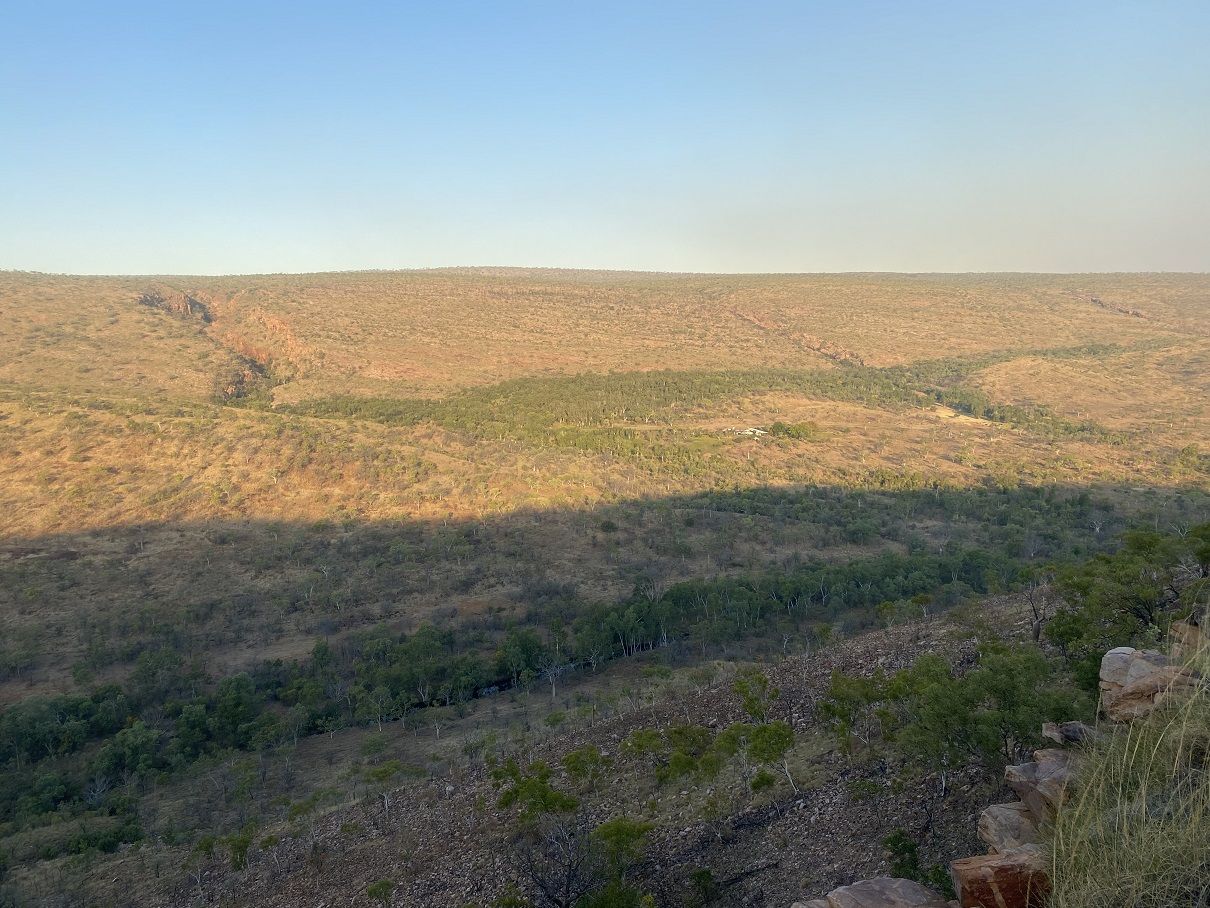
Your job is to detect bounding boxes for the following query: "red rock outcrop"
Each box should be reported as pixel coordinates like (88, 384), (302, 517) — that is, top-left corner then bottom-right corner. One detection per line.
(950, 847), (1049, 908)
(1169, 615), (1209, 661)
(976, 802), (1040, 854)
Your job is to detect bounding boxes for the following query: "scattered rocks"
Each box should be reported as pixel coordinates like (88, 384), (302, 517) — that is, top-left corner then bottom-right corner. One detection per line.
(1041, 720), (1101, 746)
(814, 638), (1205, 908)
(935, 752), (1058, 908)
(943, 639), (1204, 908)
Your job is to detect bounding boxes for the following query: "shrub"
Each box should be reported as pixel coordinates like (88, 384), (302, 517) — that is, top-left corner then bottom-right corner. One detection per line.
(367, 879), (395, 906)
(883, 829), (955, 898)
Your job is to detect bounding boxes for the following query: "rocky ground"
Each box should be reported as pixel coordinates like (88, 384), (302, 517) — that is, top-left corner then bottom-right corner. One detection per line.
(123, 600), (1034, 908)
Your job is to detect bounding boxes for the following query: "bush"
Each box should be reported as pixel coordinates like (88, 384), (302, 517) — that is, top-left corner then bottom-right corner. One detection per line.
(769, 421), (824, 441)
(883, 829), (955, 898)
(893, 644), (1089, 773)
(366, 879), (395, 906)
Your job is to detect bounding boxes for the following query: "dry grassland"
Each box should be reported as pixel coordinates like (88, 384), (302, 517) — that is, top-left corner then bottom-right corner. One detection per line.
(974, 341), (1210, 445)
(0, 388), (1201, 541)
(7, 270), (1205, 402)
(0, 273), (249, 400)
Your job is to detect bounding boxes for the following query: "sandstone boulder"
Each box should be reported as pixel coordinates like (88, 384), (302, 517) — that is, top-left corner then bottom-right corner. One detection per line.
(821, 877), (952, 908)
(1099, 647), (1196, 722)
(1097, 645), (1135, 687)
(1004, 749), (1078, 825)
(951, 847), (1049, 908)
(1040, 720), (1101, 746)
(977, 802), (1041, 853)
(1170, 616), (1209, 661)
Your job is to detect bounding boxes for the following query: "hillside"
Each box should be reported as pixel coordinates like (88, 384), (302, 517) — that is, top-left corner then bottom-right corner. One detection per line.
(0, 269), (1208, 907)
(4, 270), (1209, 400)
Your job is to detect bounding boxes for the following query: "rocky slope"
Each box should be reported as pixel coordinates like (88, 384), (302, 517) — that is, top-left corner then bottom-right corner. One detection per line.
(138, 604), (1038, 908)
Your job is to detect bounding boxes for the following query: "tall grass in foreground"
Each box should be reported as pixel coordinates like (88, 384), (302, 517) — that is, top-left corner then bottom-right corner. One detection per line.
(1050, 657), (1210, 907)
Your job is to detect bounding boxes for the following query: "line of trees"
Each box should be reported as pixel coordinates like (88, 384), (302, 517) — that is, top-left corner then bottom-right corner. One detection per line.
(287, 351), (1128, 453)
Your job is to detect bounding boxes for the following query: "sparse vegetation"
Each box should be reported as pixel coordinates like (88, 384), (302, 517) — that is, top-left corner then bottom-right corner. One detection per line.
(0, 269), (1207, 905)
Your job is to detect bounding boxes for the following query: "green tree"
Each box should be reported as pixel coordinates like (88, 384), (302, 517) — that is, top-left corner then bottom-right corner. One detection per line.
(492, 759), (579, 823)
(497, 628), (548, 688)
(620, 728), (665, 787)
(1046, 525), (1210, 690)
(212, 673), (260, 749)
(175, 701), (211, 760)
(95, 720), (162, 776)
(226, 825), (255, 870)
(732, 669), (779, 723)
(883, 829), (955, 898)
(895, 645), (1087, 774)
(562, 746), (612, 794)
(745, 720), (797, 792)
(591, 817), (652, 880)
(820, 670), (885, 754)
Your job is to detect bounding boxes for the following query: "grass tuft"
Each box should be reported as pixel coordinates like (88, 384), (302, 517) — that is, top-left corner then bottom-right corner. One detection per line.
(1050, 656), (1210, 907)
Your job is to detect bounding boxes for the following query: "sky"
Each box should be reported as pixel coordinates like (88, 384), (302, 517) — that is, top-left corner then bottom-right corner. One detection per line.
(1, 1), (1207, 275)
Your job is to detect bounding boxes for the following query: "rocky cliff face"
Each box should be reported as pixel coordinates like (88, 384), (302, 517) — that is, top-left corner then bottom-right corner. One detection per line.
(138, 289), (212, 323)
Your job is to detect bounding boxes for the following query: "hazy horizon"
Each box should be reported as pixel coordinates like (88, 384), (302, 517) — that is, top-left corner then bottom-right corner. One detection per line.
(5, 266), (1210, 280)
(3, 1), (1208, 275)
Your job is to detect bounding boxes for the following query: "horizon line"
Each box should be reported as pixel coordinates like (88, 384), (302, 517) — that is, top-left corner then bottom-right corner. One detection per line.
(4, 265), (1209, 280)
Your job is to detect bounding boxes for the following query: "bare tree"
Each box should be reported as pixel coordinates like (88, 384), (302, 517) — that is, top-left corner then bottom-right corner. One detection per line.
(1024, 578), (1052, 642)
(583, 645), (604, 673)
(634, 568), (667, 604)
(1022, 532), (1044, 560)
(85, 772), (111, 809)
(539, 655), (565, 704)
(514, 814), (606, 908)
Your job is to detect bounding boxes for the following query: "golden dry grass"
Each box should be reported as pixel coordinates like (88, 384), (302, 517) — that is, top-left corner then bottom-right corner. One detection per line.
(0, 386), (1202, 541)
(217, 270), (1208, 402)
(0, 273), (260, 401)
(1, 268), (1206, 534)
(973, 342), (1210, 447)
(7, 270), (1206, 403)
(1050, 659), (1210, 908)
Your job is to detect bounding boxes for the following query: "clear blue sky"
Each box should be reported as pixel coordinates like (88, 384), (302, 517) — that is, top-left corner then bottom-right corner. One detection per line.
(2, 1), (1207, 274)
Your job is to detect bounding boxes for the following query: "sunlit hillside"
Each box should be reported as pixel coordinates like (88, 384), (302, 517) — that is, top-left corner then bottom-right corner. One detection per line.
(5, 270), (1208, 400)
